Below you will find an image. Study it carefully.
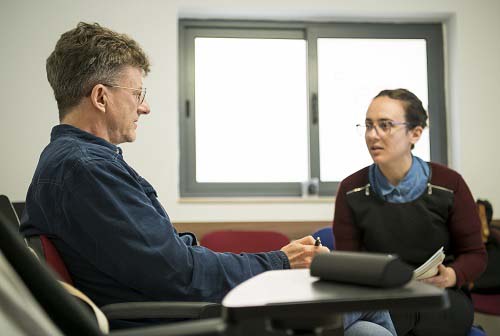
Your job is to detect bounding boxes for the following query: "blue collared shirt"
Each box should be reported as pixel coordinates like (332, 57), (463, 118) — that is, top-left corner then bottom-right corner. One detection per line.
(20, 125), (289, 307)
(369, 156), (430, 203)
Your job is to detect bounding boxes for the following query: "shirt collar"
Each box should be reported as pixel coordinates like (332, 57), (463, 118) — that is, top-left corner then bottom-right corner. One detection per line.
(51, 124), (122, 155)
(371, 156), (429, 198)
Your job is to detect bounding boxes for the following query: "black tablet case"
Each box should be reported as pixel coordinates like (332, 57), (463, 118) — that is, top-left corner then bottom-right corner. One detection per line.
(310, 251), (413, 288)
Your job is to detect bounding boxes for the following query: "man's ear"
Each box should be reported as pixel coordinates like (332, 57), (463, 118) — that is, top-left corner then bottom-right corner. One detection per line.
(89, 84), (107, 113)
(409, 126), (423, 146)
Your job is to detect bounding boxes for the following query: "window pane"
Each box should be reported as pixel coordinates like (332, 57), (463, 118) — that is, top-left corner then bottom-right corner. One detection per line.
(195, 38), (308, 182)
(317, 38), (430, 182)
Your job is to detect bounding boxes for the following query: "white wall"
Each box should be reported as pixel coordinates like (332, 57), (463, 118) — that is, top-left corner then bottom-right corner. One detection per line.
(0, 0), (499, 222)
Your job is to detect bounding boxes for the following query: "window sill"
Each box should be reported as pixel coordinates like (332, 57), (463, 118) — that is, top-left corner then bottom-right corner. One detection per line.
(178, 196), (335, 204)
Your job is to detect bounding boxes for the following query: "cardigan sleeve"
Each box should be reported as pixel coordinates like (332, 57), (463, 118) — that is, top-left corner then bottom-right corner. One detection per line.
(333, 180), (362, 252)
(447, 174), (487, 287)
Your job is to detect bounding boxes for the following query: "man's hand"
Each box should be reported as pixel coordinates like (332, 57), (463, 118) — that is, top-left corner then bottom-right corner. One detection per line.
(421, 264), (457, 288)
(280, 235), (330, 269)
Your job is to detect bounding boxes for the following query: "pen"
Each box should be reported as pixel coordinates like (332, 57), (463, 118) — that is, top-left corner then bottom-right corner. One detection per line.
(314, 237), (322, 246)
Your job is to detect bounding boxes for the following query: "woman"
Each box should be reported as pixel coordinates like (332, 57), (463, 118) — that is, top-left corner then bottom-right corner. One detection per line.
(333, 89), (487, 336)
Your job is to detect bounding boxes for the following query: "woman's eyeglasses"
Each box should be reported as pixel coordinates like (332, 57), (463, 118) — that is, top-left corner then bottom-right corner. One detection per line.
(356, 120), (409, 136)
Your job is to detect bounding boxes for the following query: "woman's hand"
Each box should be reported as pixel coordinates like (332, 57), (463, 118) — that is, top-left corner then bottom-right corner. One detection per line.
(421, 264), (457, 288)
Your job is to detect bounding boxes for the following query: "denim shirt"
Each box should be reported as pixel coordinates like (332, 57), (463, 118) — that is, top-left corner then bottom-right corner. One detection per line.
(369, 156), (430, 203)
(20, 125), (289, 306)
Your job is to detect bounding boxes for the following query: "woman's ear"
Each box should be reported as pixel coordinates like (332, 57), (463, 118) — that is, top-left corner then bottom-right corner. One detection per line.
(89, 84), (106, 113)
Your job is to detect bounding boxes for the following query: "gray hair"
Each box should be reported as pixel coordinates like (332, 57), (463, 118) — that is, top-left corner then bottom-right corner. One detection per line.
(46, 22), (150, 120)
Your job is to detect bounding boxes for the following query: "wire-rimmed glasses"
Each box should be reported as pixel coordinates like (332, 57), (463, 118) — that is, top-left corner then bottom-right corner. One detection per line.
(356, 120), (409, 136)
(103, 84), (147, 105)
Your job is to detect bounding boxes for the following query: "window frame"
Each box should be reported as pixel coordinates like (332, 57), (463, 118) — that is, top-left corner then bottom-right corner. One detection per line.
(179, 20), (446, 197)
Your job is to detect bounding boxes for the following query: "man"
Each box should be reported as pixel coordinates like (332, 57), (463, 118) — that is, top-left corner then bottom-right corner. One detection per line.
(20, 22), (395, 335)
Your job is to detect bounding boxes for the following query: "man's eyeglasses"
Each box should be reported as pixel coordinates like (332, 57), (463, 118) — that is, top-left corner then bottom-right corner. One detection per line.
(356, 120), (409, 136)
(103, 84), (147, 105)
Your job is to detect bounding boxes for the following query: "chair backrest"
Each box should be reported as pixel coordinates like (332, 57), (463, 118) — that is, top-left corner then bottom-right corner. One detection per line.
(27, 235), (74, 285)
(201, 230), (290, 253)
(0, 194), (75, 285)
(0, 195), (21, 229)
(312, 227), (335, 250)
(0, 211), (104, 336)
(12, 201), (25, 222)
(0, 248), (64, 336)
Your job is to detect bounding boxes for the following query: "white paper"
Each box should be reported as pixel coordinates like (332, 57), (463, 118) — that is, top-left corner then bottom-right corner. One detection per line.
(413, 246), (445, 280)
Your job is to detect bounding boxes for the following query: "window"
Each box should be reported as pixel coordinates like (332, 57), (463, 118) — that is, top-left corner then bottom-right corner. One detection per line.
(179, 21), (446, 197)
(194, 37), (308, 183)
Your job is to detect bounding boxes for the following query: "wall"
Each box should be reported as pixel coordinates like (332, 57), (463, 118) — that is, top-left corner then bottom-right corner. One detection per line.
(0, 0), (499, 222)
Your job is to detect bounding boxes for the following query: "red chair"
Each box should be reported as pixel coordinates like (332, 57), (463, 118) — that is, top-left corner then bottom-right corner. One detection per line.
(0, 195), (74, 284)
(470, 293), (499, 336)
(472, 293), (500, 315)
(25, 234), (222, 323)
(201, 230), (290, 253)
(27, 235), (74, 284)
(1, 195), (221, 326)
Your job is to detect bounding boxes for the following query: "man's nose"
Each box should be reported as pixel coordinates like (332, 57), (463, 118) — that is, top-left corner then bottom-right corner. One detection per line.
(138, 100), (151, 115)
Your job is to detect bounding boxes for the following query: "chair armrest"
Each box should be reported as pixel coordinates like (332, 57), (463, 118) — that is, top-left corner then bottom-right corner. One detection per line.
(101, 301), (222, 320)
(110, 318), (226, 336)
